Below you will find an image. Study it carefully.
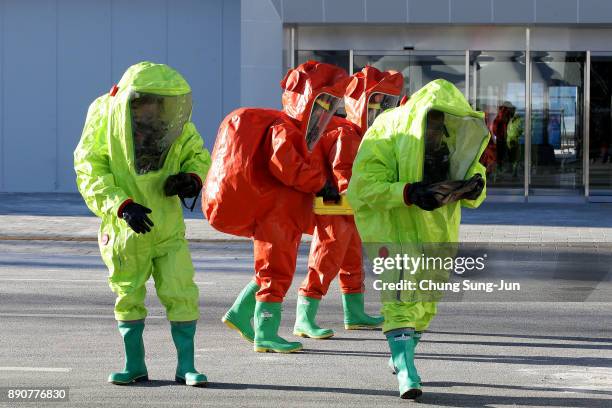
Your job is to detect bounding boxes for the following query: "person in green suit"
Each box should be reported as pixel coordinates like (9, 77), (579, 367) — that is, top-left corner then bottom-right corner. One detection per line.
(74, 62), (211, 387)
(347, 79), (489, 399)
(506, 105), (524, 178)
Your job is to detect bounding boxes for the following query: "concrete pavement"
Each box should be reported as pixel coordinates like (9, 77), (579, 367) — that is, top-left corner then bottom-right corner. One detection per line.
(1, 194), (611, 407)
(1, 193), (612, 242)
(0, 239), (611, 407)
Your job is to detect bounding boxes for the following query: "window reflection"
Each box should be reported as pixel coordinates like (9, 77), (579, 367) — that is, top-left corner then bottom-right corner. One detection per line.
(353, 53), (465, 97)
(296, 50), (350, 73)
(471, 52), (526, 189)
(531, 52), (584, 191)
(291, 49), (600, 195)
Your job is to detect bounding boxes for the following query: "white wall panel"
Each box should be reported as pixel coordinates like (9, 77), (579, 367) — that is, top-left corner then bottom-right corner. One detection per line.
(57, 0), (111, 192)
(241, 0), (282, 108)
(168, 0), (222, 149)
(110, 0), (167, 80)
(0, 0), (240, 192)
(3, 0), (57, 192)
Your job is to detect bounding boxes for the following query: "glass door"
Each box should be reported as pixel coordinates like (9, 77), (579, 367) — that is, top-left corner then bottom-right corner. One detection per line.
(352, 51), (466, 98)
(529, 52), (585, 194)
(589, 54), (612, 195)
(470, 51), (526, 192)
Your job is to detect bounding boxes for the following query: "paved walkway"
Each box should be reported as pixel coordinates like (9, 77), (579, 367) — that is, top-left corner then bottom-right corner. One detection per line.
(1, 193), (611, 242)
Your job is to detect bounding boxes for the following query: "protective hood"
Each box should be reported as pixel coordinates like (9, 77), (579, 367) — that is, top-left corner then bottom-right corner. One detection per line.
(400, 79), (489, 183)
(344, 66), (404, 134)
(74, 60), (211, 240)
(117, 61), (191, 96)
(130, 92), (192, 174)
(111, 61), (192, 174)
(281, 61), (351, 149)
(347, 78), (489, 245)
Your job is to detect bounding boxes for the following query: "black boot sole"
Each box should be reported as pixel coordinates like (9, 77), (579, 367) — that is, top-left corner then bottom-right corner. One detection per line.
(109, 375), (149, 385)
(401, 389), (423, 400)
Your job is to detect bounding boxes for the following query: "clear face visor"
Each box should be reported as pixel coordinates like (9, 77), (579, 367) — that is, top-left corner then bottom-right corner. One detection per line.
(366, 93), (400, 128)
(130, 92), (192, 174)
(422, 109), (489, 185)
(423, 110), (451, 185)
(305, 93), (341, 151)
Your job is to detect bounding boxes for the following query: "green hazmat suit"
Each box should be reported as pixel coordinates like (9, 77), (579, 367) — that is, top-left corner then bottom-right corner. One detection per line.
(347, 79), (489, 333)
(506, 115), (524, 149)
(74, 62), (211, 322)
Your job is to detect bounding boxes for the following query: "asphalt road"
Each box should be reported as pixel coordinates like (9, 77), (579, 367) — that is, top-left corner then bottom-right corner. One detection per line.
(0, 240), (611, 408)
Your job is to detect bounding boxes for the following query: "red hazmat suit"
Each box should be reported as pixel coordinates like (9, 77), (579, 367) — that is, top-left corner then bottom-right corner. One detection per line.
(299, 66), (405, 300)
(203, 61), (350, 303)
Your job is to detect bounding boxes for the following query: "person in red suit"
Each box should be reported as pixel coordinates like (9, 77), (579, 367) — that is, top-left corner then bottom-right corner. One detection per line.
(293, 66), (405, 339)
(205, 61), (350, 352)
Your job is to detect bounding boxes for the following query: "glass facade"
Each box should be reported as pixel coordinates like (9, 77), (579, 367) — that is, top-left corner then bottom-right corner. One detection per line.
(471, 51), (526, 190)
(590, 55), (612, 194)
(353, 53), (465, 97)
(296, 50), (351, 74)
(293, 47), (612, 199)
(530, 52), (585, 192)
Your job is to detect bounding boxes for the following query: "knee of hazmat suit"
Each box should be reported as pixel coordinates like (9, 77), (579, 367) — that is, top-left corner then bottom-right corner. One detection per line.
(202, 60), (351, 238)
(74, 61), (211, 321)
(346, 79), (490, 332)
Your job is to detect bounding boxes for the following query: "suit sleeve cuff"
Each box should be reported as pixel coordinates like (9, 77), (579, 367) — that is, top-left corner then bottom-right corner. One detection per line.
(117, 199), (133, 218)
(403, 183), (413, 206)
(188, 173), (203, 191)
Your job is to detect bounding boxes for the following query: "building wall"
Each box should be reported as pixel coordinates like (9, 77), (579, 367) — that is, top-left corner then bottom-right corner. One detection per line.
(294, 25), (612, 52)
(3, 0), (612, 193)
(241, 0), (612, 115)
(0, 0), (240, 193)
(241, 0), (283, 108)
(274, 0), (612, 24)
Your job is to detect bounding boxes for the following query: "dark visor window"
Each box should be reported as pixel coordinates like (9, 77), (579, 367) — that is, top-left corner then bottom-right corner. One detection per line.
(130, 92), (192, 174)
(367, 92), (400, 128)
(305, 93), (341, 151)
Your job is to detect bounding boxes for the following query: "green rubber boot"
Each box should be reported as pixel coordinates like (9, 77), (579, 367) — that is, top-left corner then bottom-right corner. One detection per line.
(222, 281), (259, 343)
(108, 320), (149, 385)
(389, 331), (422, 385)
(386, 329), (422, 399)
(254, 301), (302, 353)
(170, 321), (207, 387)
(293, 296), (334, 339)
(342, 293), (384, 330)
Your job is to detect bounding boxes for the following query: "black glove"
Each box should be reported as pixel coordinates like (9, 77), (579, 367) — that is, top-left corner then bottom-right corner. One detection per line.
(164, 173), (201, 198)
(404, 182), (444, 211)
(459, 174), (485, 201)
(121, 202), (154, 234)
(316, 180), (341, 203)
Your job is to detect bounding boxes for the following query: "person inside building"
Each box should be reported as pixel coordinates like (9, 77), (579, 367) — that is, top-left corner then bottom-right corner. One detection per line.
(506, 102), (523, 178)
(74, 62), (211, 386)
(293, 66), (404, 339)
(491, 101), (513, 174)
(347, 79), (489, 399)
(204, 61), (350, 353)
